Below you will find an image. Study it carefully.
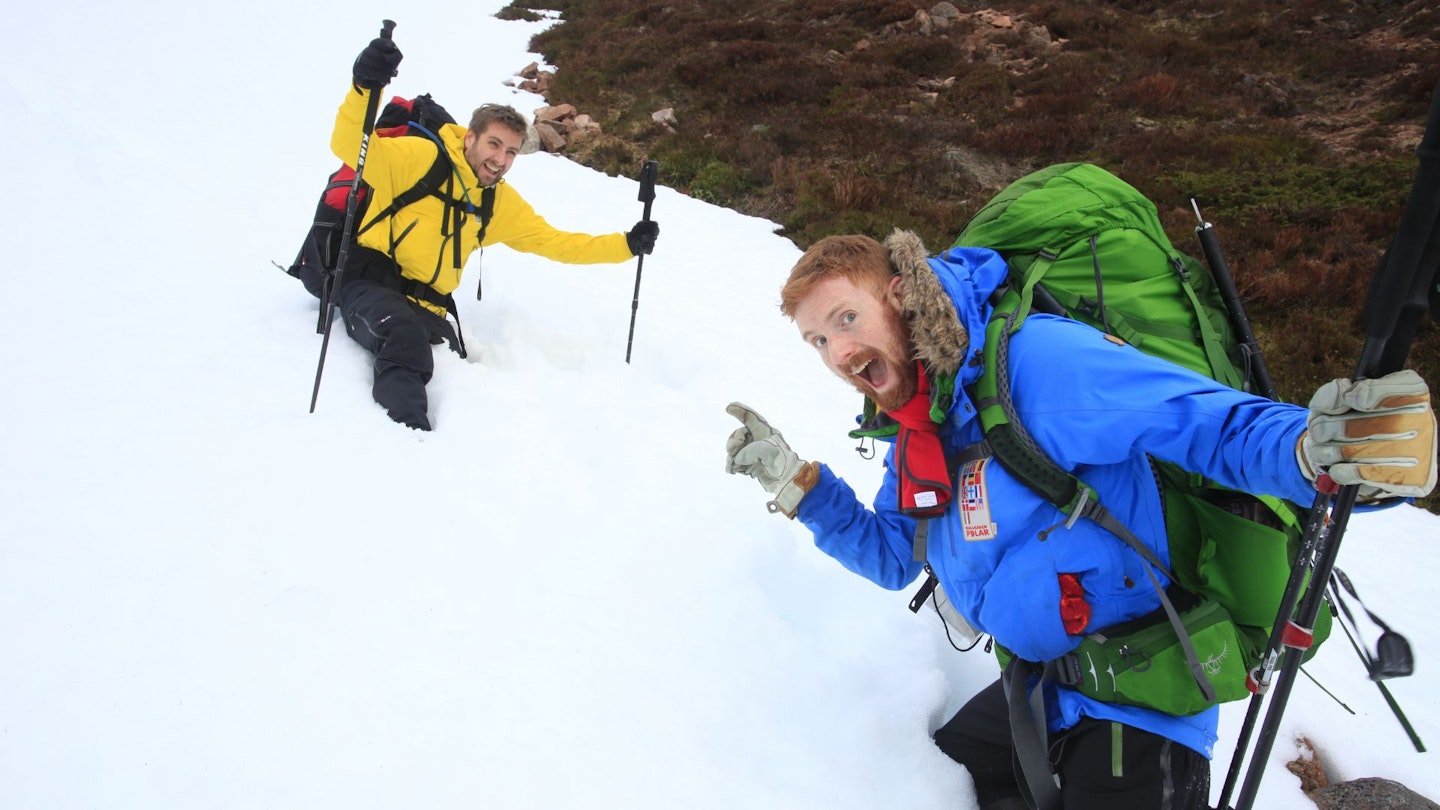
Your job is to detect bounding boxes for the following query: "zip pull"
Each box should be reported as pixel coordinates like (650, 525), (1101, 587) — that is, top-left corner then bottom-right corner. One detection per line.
(855, 435), (875, 459)
(1038, 488), (1091, 540)
(1036, 517), (1065, 542)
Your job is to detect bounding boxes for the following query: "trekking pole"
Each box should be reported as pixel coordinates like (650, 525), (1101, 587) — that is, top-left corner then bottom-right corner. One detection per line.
(1325, 574), (1424, 751)
(1215, 482), (1332, 809)
(310, 19), (396, 414)
(1194, 188), (1322, 809)
(1191, 201), (1279, 400)
(624, 159), (659, 364)
(1223, 75), (1440, 810)
(1203, 185), (1326, 806)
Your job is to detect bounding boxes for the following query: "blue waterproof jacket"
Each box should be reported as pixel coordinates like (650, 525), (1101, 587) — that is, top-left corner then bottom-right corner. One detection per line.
(796, 234), (1317, 757)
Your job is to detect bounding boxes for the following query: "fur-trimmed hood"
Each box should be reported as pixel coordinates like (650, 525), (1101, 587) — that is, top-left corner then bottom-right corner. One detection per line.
(882, 229), (1010, 384)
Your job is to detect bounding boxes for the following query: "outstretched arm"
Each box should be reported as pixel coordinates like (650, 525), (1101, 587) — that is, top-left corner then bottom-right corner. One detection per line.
(724, 402), (924, 591)
(798, 463), (926, 591)
(485, 184), (636, 264)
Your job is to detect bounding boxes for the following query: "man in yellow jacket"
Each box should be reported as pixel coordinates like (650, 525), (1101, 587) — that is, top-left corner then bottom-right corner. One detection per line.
(332, 34), (659, 430)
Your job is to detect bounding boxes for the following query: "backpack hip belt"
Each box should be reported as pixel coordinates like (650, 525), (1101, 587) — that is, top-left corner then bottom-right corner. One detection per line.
(342, 245), (459, 316)
(1042, 588), (1251, 716)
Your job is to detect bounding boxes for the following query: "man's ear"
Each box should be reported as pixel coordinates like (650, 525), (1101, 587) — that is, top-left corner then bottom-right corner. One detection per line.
(885, 274), (905, 312)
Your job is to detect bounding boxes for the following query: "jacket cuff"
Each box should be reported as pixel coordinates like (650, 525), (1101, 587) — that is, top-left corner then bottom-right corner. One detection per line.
(768, 460), (820, 519)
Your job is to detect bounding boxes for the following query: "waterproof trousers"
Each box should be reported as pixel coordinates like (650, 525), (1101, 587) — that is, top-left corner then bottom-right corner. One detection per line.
(932, 678), (1210, 810)
(337, 279), (453, 431)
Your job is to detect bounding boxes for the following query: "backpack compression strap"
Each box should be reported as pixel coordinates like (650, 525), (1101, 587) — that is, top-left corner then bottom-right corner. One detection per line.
(1170, 253), (1246, 390)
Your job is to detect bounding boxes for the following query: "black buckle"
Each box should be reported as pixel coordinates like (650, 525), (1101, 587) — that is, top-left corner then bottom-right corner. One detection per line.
(1052, 653), (1084, 687)
(908, 572), (938, 613)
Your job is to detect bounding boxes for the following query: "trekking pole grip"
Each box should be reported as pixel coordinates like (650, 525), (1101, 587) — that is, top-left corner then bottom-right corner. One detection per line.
(639, 159), (658, 221)
(381, 19), (396, 39)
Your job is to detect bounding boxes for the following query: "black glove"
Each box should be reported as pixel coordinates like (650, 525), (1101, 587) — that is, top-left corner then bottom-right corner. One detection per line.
(626, 220), (660, 256)
(352, 37), (403, 90)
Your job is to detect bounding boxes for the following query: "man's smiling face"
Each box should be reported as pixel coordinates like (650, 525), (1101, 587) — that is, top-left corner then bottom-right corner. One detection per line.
(463, 123), (523, 187)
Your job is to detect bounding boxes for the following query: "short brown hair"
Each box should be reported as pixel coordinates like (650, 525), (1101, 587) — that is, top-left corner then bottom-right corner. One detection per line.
(780, 234), (895, 318)
(468, 103), (528, 139)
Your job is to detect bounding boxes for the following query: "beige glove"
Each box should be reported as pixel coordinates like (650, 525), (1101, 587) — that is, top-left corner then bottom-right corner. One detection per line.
(725, 402), (820, 518)
(1298, 369), (1437, 499)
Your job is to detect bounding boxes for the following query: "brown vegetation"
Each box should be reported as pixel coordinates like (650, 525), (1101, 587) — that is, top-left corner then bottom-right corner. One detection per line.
(503, 0), (1440, 511)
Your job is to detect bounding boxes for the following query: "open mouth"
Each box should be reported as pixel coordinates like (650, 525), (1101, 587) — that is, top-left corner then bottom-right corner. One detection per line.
(851, 356), (889, 392)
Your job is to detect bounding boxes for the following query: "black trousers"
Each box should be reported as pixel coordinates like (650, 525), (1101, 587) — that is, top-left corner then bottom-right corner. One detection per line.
(337, 280), (456, 431)
(933, 678), (1210, 810)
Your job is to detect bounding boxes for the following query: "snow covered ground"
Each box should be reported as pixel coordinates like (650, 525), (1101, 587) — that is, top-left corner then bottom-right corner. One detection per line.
(2, 2), (1436, 808)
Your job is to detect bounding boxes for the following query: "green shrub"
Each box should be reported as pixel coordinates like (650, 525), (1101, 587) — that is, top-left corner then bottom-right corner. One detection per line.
(690, 160), (748, 206)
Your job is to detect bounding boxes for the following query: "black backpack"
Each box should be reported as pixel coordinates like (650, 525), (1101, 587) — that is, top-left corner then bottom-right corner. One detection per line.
(285, 94), (495, 301)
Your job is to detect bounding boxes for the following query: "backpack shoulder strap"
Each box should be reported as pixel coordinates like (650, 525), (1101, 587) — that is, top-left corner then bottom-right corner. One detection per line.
(476, 184), (496, 240)
(973, 305), (1219, 703)
(356, 140), (496, 241)
(971, 297), (1082, 514)
(355, 147), (455, 239)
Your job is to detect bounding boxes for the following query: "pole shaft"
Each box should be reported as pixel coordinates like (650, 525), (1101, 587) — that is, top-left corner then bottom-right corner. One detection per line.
(1193, 213), (1278, 399)
(310, 20), (396, 413)
(625, 160), (659, 364)
(1229, 75), (1440, 809)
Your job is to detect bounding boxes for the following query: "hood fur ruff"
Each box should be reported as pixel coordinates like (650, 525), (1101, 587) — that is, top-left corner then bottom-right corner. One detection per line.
(884, 229), (969, 379)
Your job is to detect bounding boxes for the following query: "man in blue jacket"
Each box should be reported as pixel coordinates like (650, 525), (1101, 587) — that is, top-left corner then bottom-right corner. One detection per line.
(725, 230), (1436, 810)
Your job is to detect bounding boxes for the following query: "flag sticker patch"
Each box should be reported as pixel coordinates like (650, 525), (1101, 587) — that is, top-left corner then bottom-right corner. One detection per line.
(959, 457), (998, 541)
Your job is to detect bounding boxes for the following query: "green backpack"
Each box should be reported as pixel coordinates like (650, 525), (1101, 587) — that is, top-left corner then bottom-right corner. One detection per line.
(950, 162), (1330, 715)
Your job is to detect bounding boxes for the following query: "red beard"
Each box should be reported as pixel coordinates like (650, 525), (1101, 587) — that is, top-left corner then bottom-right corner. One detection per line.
(844, 308), (916, 412)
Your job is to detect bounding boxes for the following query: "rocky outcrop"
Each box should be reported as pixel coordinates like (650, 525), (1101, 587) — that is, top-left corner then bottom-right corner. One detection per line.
(1310, 778), (1440, 810)
(508, 63), (609, 155)
(1288, 737), (1438, 809)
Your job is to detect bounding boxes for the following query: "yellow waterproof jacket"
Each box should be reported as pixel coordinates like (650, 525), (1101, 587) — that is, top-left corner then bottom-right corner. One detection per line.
(331, 86), (634, 315)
